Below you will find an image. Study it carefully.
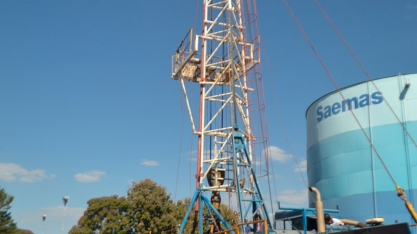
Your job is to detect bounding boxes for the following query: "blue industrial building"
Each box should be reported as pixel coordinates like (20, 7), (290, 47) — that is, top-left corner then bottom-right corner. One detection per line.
(306, 73), (417, 229)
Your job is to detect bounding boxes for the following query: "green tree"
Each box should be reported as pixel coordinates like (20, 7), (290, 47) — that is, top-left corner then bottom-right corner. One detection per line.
(69, 195), (129, 234)
(16, 229), (34, 234)
(70, 179), (178, 234)
(126, 179), (177, 234)
(70, 179), (238, 234)
(0, 187), (17, 234)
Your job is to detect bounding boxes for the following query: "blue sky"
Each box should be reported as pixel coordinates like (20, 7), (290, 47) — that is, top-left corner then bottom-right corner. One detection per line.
(0, 0), (416, 233)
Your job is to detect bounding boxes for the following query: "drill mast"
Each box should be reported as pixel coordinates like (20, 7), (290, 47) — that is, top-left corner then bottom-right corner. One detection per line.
(172, 0), (272, 232)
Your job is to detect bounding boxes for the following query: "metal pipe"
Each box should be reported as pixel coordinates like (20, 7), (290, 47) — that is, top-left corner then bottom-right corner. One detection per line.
(340, 219), (366, 228)
(309, 187), (325, 233)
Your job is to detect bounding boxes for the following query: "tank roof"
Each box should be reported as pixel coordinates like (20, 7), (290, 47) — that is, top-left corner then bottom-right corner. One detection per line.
(305, 73), (417, 118)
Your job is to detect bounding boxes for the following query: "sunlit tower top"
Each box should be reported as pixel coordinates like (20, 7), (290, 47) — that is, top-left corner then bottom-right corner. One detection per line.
(172, 0), (272, 232)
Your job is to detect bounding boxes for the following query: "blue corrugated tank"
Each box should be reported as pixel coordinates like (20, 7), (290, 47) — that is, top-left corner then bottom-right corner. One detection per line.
(305, 73), (417, 229)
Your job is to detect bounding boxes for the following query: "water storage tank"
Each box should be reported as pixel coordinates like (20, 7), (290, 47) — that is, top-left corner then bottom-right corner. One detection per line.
(306, 73), (417, 226)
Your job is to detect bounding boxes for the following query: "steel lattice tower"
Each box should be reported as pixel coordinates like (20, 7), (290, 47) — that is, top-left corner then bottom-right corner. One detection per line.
(172, 0), (273, 233)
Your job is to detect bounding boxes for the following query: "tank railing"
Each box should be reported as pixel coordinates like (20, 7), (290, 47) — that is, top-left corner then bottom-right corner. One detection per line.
(171, 28), (198, 79)
(174, 28), (193, 64)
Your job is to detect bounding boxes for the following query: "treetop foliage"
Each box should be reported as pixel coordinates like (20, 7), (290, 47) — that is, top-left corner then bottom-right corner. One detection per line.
(0, 187), (17, 234)
(16, 229), (34, 234)
(70, 179), (236, 234)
